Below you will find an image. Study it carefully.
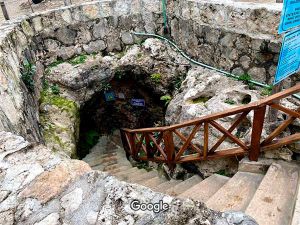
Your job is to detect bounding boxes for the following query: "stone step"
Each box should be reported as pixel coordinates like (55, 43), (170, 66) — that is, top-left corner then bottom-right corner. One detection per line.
(103, 159), (132, 171)
(178, 174), (229, 202)
(132, 171), (158, 184)
(109, 165), (132, 175)
(165, 175), (203, 197)
(153, 180), (181, 193)
(83, 155), (118, 167)
(291, 181), (300, 225)
(82, 151), (118, 161)
(92, 159), (131, 171)
(206, 172), (264, 212)
(119, 169), (147, 182)
(139, 176), (168, 189)
(114, 167), (139, 177)
(238, 158), (273, 174)
(245, 161), (299, 225)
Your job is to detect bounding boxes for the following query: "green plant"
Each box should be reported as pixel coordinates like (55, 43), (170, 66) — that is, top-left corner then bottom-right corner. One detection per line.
(51, 84), (60, 95)
(192, 96), (211, 104)
(42, 78), (49, 90)
(115, 70), (124, 80)
(137, 52), (143, 59)
(160, 95), (172, 106)
(238, 73), (252, 84)
(261, 85), (273, 96)
(150, 73), (162, 84)
(69, 55), (87, 65)
(21, 59), (36, 93)
(48, 59), (64, 68)
(224, 98), (236, 105)
(215, 169), (232, 177)
(102, 82), (112, 91)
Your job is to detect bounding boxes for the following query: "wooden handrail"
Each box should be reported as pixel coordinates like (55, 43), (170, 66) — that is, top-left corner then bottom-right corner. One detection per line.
(120, 84), (300, 170)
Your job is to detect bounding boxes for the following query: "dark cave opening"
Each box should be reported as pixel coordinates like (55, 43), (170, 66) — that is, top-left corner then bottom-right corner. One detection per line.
(77, 77), (167, 159)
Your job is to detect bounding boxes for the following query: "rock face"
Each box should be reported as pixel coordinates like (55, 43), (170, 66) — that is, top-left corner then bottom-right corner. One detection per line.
(0, 0), (288, 145)
(40, 38), (189, 157)
(0, 131), (257, 225)
(0, 1), (295, 224)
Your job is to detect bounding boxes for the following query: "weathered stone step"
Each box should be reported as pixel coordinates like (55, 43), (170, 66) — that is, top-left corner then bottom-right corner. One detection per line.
(82, 151), (117, 161)
(117, 169), (147, 182)
(132, 171), (158, 184)
(153, 180), (181, 193)
(83, 155), (118, 167)
(291, 182), (300, 225)
(165, 175), (203, 197)
(108, 165), (132, 175)
(139, 176), (167, 189)
(206, 172), (264, 212)
(238, 158), (273, 174)
(178, 174), (229, 202)
(92, 159), (131, 171)
(114, 167), (139, 177)
(245, 161), (299, 225)
(103, 159), (132, 171)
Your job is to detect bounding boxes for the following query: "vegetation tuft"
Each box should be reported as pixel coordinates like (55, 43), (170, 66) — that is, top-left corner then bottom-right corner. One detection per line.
(21, 59), (36, 93)
(160, 95), (172, 106)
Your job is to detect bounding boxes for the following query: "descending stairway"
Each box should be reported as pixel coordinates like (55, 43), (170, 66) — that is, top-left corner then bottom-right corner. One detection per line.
(83, 136), (300, 225)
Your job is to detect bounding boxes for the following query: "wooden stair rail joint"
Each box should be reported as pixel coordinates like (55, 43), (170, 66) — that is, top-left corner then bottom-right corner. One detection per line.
(120, 83), (300, 170)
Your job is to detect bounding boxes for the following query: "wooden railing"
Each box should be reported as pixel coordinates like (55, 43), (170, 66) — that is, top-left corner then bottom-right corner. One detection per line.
(120, 84), (300, 170)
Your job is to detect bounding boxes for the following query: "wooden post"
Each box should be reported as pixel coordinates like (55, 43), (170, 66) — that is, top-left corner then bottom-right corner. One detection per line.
(128, 133), (137, 159)
(163, 130), (175, 170)
(267, 82), (283, 123)
(249, 106), (266, 161)
(203, 122), (209, 159)
(0, 1), (9, 20)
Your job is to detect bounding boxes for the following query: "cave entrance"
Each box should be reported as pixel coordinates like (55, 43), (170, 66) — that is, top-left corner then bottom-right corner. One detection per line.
(77, 77), (166, 159)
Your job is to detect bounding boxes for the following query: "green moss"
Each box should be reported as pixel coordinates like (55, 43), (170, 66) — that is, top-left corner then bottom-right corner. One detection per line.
(261, 86), (273, 96)
(191, 96), (212, 104)
(48, 59), (65, 68)
(160, 94), (172, 106)
(150, 73), (162, 84)
(40, 90), (79, 116)
(69, 55), (87, 65)
(215, 169), (232, 177)
(224, 98), (236, 105)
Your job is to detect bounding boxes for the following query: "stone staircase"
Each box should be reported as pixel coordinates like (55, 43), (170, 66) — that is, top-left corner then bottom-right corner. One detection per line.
(82, 136), (300, 225)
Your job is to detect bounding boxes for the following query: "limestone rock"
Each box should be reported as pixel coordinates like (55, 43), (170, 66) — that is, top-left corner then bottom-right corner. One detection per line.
(263, 147), (293, 161)
(20, 160), (91, 203)
(34, 213), (60, 225)
(61, 187), (83, 216)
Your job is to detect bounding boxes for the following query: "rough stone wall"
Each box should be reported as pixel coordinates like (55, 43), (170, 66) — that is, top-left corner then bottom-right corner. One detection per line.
(0, 131), (258, 225)
(169, 0), (283, 85)
(0, 0), (286, 142)
(0, 0), (163, 142)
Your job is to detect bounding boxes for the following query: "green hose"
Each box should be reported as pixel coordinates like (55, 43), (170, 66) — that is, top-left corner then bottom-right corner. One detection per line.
(162, 0), (168, 34)
(132, 31), (300, 100)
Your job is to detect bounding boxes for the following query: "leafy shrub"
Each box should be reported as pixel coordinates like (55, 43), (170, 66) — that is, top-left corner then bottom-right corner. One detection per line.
(51, 84), (60, 95)
(69, 55), (87, 65)
(21, 59), (36, 93)
(224, 98), (236, 105)
(261, 86), (273, 96)
(160, 95), (172, 106)
(238, 73), (252, 84)
(150, 73), (162, 84)
(102, 82), (112, 91)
